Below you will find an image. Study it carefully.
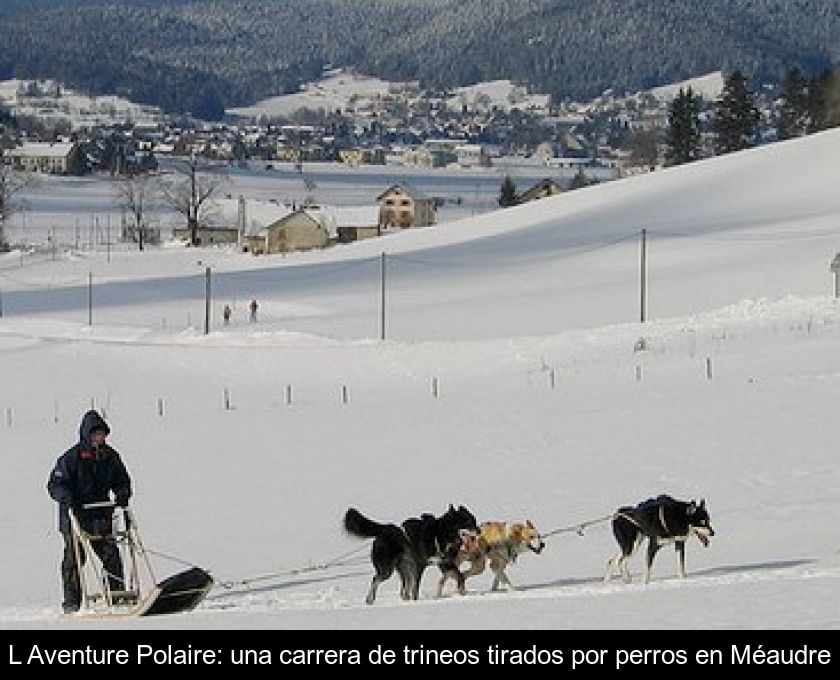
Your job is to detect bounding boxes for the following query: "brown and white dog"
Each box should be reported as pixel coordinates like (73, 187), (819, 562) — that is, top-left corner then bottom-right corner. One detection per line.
(437, 520), (545, 596)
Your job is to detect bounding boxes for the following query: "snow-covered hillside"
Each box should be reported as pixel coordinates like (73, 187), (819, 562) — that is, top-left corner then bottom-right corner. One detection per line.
(1, 130), (839, 630)
(0, 78), (164, 129)
(227, 70), (403, 120)
(650, 71), (725, 102)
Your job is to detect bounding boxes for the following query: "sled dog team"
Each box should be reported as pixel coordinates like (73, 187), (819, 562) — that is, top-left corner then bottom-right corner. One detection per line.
(344, 495), (714, 604)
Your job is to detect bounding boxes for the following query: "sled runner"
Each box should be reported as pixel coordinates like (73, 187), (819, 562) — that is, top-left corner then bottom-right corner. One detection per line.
(68, 502), (213, 617)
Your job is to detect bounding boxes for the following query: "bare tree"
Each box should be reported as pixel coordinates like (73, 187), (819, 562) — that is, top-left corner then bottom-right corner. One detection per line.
(113, 172), (154, 251)
(0, 164), (29, 252)
(302, 176), (317, 207)
(157, 155), (226, 246)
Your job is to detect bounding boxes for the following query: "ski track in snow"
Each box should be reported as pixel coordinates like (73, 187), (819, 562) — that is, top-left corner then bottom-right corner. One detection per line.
(200, 559), (840, 612)
(4, 131), (840, 629)
(5, 559), (836, 623)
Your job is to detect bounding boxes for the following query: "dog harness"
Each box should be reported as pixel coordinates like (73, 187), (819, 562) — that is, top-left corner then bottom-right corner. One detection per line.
(615, 508), (672, 535)
(658, 507), (670, 535)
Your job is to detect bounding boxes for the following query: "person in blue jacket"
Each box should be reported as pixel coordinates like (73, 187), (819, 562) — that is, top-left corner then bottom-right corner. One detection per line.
(47, 410), (132, 613)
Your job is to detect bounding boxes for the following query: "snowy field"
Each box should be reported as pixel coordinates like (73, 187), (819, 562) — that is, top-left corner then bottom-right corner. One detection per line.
(0, 78), (164, 130)
(227, 70), (399, 119)
(650, 71), (725, 102)
(227, 70), (550, 120)
(4, 160), (579, 251)
(1, 129), (839, 630)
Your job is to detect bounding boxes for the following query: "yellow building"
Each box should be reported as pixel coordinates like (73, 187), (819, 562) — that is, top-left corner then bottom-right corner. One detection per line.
(246, 210), (330, 254)
(7, 141), (82, 174)
(376, 184), (436, 230)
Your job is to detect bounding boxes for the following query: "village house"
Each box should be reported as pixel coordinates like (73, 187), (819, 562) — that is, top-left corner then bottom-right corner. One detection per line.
(377, 183), (436, 230)
(172, 205), (241, 246)
(311, 206), (380, 243)
(533, 141), (559, 165)
(516, 178), (563, 204)
(252, 209), (330, 254)
(338, 147), (386, 166)
(172, 223), (240, 246)
(275, 144), (300, 163)
(455, 144), (489, 168)
(423, 138), (460, 166)
(400, 147), (435, 168)
(7, 141), (84, 174)
(173, 196), (290, 247)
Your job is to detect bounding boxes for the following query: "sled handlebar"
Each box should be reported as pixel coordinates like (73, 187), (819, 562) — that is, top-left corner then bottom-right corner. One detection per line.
(81, 501), (120, 510)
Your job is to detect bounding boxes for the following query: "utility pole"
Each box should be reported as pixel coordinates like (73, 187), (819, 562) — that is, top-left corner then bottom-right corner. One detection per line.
(380, 252), (386, 341)
(640, 228), (647, 323)
(204, 266), (211, 335)
(190, 153), (198, 246)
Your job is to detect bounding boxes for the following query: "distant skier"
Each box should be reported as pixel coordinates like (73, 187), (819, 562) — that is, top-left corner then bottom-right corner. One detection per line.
(223, 304), (232, 325)
(249, 298), (259, 322)
(47, 410), (133, 613)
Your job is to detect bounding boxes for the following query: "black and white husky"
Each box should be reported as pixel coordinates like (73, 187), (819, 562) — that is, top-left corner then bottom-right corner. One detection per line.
(605, 495), (714, 584)
(343, 505), (478, 604)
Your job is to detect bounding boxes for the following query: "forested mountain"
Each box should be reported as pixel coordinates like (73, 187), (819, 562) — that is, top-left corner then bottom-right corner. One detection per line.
(1, 0), (838, 119)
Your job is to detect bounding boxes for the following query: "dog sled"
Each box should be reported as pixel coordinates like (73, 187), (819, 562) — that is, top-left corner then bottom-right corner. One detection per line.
(68, 502), (213, 618)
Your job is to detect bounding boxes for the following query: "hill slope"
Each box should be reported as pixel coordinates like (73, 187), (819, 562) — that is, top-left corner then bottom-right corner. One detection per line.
(0, 133), (839, 629)
(0, 0), (838, 117)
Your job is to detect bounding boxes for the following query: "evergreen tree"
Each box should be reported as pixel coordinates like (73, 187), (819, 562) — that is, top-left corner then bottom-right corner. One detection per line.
(714, 70), (760, 155)
(778, 67), (808, 140)
(827, 71), (840, 130)
(568, 167), (590, 190)
(498, 176), (518, 207)
(807, 68), (839, 133)
(665, 86), (702, 166)
(807, 70), (828, 132)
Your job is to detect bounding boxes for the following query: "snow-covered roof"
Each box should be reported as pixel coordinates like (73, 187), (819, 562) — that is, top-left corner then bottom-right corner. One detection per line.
(8, 142), (76, 158)
(307, 206), (379, 236)
(376, 183), (430, 202)
(211, 197), (292, 235)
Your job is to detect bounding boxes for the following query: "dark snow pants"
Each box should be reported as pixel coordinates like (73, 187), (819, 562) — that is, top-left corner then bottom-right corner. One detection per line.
(61, 530), (124, 609)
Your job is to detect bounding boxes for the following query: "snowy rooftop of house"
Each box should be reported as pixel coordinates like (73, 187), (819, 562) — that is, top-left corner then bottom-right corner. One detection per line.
(7, 141), (76, 158)
(211, 197), (292, 234)
(377, 183), (430, 201)
(308, 206), (379, 236)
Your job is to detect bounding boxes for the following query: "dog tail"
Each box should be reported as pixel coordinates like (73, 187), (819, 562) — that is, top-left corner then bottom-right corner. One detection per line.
(344, 508), (387, 539)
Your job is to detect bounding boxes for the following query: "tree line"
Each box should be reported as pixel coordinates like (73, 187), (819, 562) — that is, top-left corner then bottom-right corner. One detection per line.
(0, 153), (224, 252)
(0, 0), (838, 118)
(497, 66), (840, 207)
(665, 67), (840, 167)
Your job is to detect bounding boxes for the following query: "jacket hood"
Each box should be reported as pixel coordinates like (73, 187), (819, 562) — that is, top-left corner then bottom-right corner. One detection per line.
(79, 410), (110, 447)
